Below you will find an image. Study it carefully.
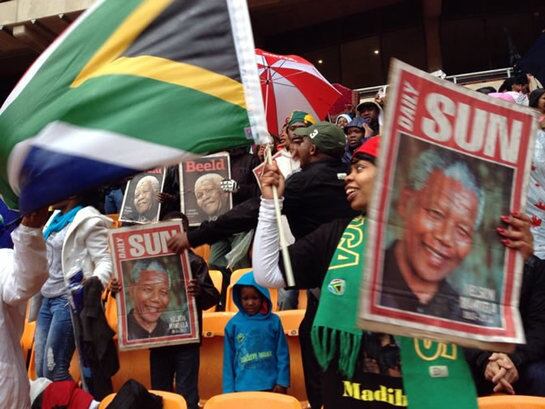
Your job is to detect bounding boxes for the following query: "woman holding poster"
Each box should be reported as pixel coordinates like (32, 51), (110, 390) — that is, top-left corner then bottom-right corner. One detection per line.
(252, 132), (536, 407)
(34, 193), (113, 382)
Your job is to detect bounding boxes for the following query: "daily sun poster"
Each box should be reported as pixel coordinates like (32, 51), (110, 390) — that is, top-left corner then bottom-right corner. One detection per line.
(110, 221), (199, 350)
(359, 59), (536, 349)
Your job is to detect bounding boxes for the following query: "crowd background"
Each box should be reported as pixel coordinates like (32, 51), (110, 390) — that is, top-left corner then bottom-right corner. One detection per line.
(2, 70), (545, 409)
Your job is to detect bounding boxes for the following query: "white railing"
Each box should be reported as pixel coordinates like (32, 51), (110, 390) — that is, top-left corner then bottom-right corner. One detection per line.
(354, 67), (513, 98)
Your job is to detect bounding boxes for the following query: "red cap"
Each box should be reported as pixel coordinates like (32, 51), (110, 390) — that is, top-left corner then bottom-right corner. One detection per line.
(354, 136), (380, 159)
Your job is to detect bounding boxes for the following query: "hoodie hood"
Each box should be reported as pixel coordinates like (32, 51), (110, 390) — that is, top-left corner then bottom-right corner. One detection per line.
(233, 272), (272, 318)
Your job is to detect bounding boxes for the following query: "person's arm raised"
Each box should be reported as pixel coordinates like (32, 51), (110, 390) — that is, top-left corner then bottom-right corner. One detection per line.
(252, 161), (287, 288)
(2, 208), (49, 306)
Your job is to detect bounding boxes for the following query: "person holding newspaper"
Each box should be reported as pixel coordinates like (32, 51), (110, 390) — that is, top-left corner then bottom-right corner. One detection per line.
(465, 218), (545, 396)
(252, 134), (536, 407)
(152, 212), (220, 409)
(168, 115), (356, 409)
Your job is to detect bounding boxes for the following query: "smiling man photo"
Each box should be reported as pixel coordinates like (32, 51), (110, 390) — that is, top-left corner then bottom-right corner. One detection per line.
(380, 147), (484, 321)
(133, 175), (161, 223)
(127, 260), (171, 340)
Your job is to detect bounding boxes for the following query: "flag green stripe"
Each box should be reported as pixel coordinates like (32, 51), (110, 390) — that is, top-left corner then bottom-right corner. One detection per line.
(17, 75), (251, 154)
(0, 1), (143, 165)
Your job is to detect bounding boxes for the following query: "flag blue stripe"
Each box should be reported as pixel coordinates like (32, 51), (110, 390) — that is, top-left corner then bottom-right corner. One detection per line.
(19, 146), (136, 212)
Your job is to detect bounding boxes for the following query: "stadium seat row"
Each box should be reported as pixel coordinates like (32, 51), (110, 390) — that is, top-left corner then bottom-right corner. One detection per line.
(21, 307), (307, 405)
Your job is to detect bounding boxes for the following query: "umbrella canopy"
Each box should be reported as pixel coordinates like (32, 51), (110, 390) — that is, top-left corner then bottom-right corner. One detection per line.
(256, 48), (341, 136)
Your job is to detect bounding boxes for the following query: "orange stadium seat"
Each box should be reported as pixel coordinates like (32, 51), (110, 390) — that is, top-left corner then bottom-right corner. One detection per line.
(277, 310), (307, 403)
(20, 320), (36, 366)
(199, 312), (234, 403)
(203, 391), (301, 409)
(103, 290), (118, 333)
(205, 270), (223, 312)
(192, 244), (211, 262)
(478, 395), (545, 408)
(201, 311), (233, 338)
(297, 290), (307, 310)
(106, 214), (122, 228)
(111, 347), (151, 391)
(208, 270), (223, 294)
(229, 268), (253, 286)
(277, 310), (304, 337)
(99, 389), (187, 409)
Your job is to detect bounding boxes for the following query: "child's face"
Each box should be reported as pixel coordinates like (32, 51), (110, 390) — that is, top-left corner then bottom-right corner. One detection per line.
(240, 286), (264, 316)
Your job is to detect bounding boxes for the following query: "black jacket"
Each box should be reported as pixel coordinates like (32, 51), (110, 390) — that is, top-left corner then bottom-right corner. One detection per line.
(107, 379), (163, 409)
(189, 250), (221, 335)
(279, 217), (352, 288)
(159, 165), (181, 218)
(465, 256), (545, 394)
(188, 158), (357, 246)
(228, 147), (262, 205)
(80, 277), (120, 400)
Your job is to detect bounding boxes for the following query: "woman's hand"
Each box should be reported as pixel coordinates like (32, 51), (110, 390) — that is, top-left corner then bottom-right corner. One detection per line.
(497, 212), (533, 261)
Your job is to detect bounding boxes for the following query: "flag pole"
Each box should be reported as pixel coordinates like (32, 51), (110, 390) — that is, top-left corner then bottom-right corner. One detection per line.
(264, 144), (295, 286)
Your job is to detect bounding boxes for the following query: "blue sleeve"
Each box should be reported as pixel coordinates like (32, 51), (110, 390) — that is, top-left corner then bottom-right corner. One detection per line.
(274, 316), (290, 388)
(222, 322), (236, 393)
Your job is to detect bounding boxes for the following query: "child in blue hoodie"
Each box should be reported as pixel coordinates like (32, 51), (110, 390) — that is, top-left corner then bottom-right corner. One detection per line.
(223, 272), (290, 393)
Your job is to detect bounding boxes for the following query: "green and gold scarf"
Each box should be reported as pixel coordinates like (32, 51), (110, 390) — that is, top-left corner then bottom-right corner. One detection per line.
(311, 216), (366, 377)
(311, 216), (478, 408)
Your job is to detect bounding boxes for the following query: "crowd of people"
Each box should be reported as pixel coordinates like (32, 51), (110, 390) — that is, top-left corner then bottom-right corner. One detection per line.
(3, 72), (545, 409)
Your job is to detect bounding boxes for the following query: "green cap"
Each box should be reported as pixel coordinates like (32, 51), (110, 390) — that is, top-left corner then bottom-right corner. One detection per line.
(287, 110), (316, 126)
(294, 121), (346, 158)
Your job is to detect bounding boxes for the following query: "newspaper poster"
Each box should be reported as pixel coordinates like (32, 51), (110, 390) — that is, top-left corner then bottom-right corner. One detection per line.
(359, 59), (537, 349)
(110, 221), (199, 350)
(119, 168), (166, 224)
(179, 152), (232, 226)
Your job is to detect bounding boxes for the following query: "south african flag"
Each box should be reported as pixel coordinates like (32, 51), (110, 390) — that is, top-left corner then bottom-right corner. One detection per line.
(0, 0), (267, 212)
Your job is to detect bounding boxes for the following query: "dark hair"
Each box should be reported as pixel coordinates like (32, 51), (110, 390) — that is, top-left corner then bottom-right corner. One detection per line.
(352, 152), (376, 165)
(529, 88), (545, 109)
(74, 189), (102, 210)
(498, 78), (515, 92)
(475, 86), (497, 95)
(498, 74), (529, 92)
(514, 73), (529, 85)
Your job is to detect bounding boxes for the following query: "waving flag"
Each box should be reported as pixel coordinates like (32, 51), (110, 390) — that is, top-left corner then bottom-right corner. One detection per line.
(0, 0), (267, 212)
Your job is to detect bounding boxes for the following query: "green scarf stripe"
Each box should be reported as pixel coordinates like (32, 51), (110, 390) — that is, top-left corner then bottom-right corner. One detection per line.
(397, 336), (478, 409)
(312, 216), (367, 377)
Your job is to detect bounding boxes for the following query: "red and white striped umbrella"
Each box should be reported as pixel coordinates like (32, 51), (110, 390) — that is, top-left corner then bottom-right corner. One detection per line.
(256, 48), (342, 136)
